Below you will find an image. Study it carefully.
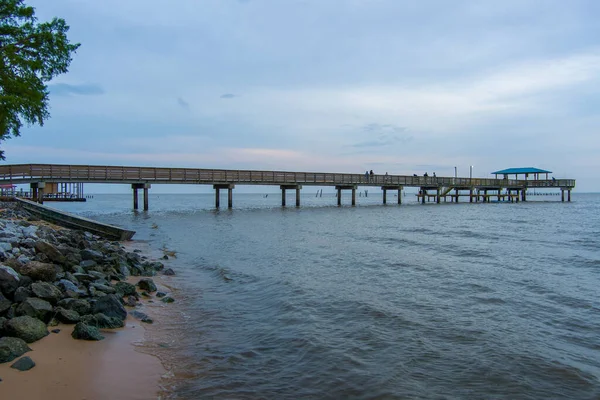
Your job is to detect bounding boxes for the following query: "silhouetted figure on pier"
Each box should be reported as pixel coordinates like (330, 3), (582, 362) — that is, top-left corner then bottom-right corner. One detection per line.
(370, 170), (374, 182)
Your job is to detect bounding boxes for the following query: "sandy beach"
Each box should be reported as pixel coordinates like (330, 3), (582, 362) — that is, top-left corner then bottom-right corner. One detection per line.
(0, 234), (178, 400)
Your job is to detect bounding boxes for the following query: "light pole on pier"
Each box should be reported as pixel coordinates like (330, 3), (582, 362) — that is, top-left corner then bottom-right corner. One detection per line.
(454, 166), (457, 178)
(470, 165), (473, 180)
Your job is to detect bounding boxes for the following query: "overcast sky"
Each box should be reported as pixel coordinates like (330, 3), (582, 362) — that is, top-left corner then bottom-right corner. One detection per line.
(5, 0), (600, 192)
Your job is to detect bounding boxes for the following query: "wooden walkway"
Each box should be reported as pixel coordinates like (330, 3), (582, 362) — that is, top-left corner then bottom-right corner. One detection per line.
(0, 163), (576, 209)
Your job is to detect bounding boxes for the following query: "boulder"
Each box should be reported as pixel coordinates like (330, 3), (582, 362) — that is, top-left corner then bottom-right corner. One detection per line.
(34, 241), (66, 264)
(81, 313), (124, 329)
(13, 286), (33, 303)
(16, 298), (53, 323)
(0, 337), (31, 363)
(79, 260), (97, 270)
(124, 296), (138, 307)
(71, 322), (104, 341)
(0, 265), (20, 297)
(137, 278), (157, 292)
(88, 271), (108, 281)
(72, 273), (95, 284)
(56, 279), (85, 298)
(130, 310), (153, 324)
(57, 299), (91, 316)
(114, 282), (136, 297)
(92, 294), (126, 320)
(0, 292), (12, 314)
(19, 261), (56, 282)
(0, 242), (12, 252)
(163, 268), (176, 276)
(161, 296), (175, 303)
(5, 316), (49, 343)
(89, 283), (116, 294)
(80, 249), (104, 262)
(10, 356), (35, 371)
(54, 307), (80, 324)
(30, 282), (62, 304)
(156, 292), (167, 298)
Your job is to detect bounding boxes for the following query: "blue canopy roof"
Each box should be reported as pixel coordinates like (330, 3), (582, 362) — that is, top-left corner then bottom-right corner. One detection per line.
(491, 167), (552, 175)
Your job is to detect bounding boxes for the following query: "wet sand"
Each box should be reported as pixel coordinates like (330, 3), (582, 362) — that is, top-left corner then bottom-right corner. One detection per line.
(0, 239), (181, 400)
(0, 315), (165, 400)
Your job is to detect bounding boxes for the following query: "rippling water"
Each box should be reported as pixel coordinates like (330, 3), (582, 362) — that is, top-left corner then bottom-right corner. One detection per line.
(53, 192), (600, 399)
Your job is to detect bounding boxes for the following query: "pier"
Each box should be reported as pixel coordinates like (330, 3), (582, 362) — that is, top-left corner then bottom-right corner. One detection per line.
(0, 164), (575, 210)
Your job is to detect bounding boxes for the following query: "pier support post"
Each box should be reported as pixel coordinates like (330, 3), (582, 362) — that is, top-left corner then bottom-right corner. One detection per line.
(280, 185), (302, 207)
(335, 185), (356, 206)
(561, 190), (565, 202)
(469, 189), (473, 203)
(455, 188), (459, 203)
(133, 187), (138, 209)
(568, 189), (571, 202)
(214, 184), (235, 209)
(30, 182), (46, 204)
(132, 183), (151, 210)
(421, 188), (426, 204)
(436, 188), (440, 204)
(143, 187), (149, 211)
(522, 189), (527, 202)
(398, 187), (402, 205)
(382, 188), (387, 204)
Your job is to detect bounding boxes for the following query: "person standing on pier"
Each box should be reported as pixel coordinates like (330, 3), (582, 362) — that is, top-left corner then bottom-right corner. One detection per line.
(365, 171), (369, 182)
(370, 170), (374, 182)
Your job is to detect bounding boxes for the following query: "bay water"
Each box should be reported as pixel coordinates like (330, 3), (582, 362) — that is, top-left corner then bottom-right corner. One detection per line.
(52, 192), (600, 399)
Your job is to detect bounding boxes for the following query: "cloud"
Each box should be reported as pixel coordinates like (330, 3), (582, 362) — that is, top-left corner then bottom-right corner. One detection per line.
(350, 123), (412, 148)
(220, 93), (237, 99)
(177, 97), (190, 109)
(48, 83), (104, 96)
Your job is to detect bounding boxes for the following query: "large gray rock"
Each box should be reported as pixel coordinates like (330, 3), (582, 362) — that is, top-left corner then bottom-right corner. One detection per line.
(79, 260), (97, 270)
(137, 278), (157, 292)
(16, 298), (53, 323)
(13, 286), (33, 303)
(0, 265), (20, 297)
(0, 292), (12, 314)
(10, 356), (35, 371)
(5, 316), (49, 343)
(0, 337), (31, 363)
(34, 241), (66, 265)
(19, 261), (56, 282)
(80, 249), (104, 262)
(114, 281), (136, 296)
(54, 307), (80, 324)
(89, 282), (116, 294)
(92, 294), (126, 320)
(71, 322), (104, 341)
(31, 282), (62, 304)
(81, 313), (124, 329)
(57, 298), (91, 316)
(0, 242), (12, 252)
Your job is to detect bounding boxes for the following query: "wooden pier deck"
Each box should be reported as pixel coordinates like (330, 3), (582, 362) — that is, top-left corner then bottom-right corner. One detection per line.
(0, 163), (576, 209)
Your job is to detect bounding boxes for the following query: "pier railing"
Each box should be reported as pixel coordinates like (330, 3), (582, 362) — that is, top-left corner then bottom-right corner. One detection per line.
(0, 164), (576, 189)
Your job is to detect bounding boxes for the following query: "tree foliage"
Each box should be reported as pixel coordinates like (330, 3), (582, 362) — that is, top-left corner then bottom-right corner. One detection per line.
(0, 0), (79, 159)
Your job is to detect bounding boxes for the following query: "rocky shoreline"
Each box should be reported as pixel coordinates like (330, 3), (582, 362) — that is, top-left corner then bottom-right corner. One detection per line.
(0, 201), (175, 376)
